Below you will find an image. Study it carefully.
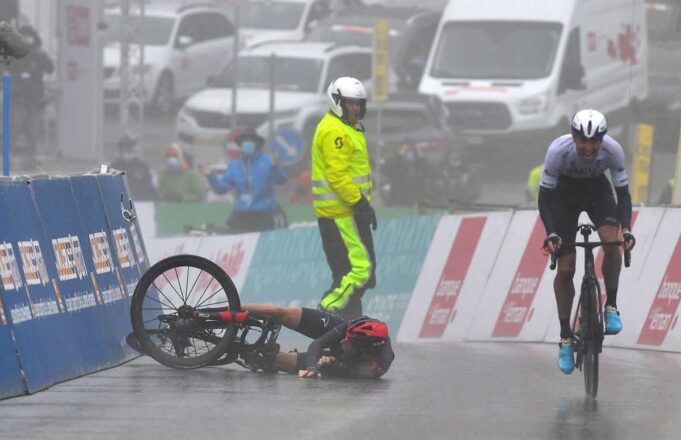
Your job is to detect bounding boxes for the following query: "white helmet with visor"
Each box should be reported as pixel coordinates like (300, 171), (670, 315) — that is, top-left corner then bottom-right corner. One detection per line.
(571, 109), (608, 139)
(326, 76), (367, 120)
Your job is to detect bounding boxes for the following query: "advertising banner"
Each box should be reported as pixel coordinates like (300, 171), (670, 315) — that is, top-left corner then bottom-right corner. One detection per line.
(242, 216), (440, 334)
(95, 174), (146, 297)
(0, 179), (80, 392)
(633, 208), (681, 351)
(398, 212), (512, 342)
(147, 233), (260, 294)
(467, 211), (555, 342)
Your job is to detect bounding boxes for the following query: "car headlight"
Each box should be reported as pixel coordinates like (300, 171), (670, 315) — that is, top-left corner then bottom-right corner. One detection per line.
(517, 93), (548, 115)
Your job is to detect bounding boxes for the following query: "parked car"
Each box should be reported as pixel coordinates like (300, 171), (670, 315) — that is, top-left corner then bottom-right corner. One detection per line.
(362, 95), (482, 205)
(235, 0), (364, 48)
(304, 4), (441, 90)
(176, 41), (373, 169)
(103, 2), (236, 113)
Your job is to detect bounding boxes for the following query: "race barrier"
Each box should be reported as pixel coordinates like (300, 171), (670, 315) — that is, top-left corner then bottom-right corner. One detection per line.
(144, 207), (681, 355)
(0, 173), (147, 399)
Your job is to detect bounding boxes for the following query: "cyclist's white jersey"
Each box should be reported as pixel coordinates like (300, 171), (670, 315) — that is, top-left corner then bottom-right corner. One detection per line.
(540, 134), (629, 189)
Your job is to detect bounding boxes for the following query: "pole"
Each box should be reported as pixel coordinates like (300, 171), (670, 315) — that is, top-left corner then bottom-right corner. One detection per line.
(230, 1), (240, 133)
(2, 73), (10, 176)
(268, 53), (275, 142)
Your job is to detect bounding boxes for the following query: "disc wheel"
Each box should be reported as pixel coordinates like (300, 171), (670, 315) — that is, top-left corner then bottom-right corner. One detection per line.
(130, 254), (241, 369)
(582, 278), (602, 399)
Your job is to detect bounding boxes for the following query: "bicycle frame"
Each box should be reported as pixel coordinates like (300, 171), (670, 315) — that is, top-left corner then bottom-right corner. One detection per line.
(550, 223), (630, 398)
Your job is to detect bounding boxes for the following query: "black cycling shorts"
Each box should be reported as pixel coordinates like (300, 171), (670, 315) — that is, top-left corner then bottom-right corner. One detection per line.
(553, 175), (619, 258)
(296, 307), (346, 340)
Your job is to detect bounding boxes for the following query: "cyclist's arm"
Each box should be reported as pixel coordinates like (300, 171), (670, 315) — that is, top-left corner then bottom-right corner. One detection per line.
(538, 185), (559, 235)
(302, 323), (347, 371)
(610, 140), (632, 230)
(615, 185), (632, 231)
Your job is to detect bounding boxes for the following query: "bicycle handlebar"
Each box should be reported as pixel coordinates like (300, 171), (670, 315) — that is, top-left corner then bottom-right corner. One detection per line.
(549, 241), (631, 270)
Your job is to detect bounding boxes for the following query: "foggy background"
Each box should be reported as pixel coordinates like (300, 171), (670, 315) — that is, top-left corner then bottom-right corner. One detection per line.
(2, 0), (680, 213)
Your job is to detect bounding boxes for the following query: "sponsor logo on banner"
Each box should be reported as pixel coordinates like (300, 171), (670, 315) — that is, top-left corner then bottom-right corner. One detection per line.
(112, 228), (135, 269)
(17, 240), (50, 286)
(129, 224), (146, 266)
(89, 231), (114, 274)
(637, 234), (681, 346)
(492, 217), (549, 337)
(52, 235), (88, 281)
(215, 241), (245, 278)
(419, 217), (487, 338)
(0, 242), (23, 291)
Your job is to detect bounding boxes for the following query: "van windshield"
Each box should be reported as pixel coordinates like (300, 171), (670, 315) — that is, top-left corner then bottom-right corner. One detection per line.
(212, 56), (323, 93)
(431, 21), (562, 80)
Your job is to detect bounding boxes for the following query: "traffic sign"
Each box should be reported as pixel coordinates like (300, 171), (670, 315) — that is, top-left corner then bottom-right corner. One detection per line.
(268, 128), (304, 165)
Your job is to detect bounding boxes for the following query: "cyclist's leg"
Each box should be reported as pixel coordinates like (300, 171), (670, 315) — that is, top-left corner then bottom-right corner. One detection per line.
(555, 252), (577, 338)
(241, 303), (303, 329)
(552, 202), (579, 339)
(588, 182), (622, 309)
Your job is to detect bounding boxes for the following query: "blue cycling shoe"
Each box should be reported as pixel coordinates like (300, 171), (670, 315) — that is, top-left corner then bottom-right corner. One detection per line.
(604, 306), (622, 335)
(558, 338), (575, 375)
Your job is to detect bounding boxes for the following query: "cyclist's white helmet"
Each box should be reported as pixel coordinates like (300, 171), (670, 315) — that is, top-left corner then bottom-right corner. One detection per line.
(571, 109), (608, 139)
(327, 76), (367, 120)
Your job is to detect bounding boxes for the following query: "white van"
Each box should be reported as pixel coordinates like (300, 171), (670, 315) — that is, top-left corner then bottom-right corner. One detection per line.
(418, 0), (648, 149)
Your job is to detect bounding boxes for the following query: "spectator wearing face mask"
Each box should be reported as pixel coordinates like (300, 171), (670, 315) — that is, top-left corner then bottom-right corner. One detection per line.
(110, 136), (157, 201)
(201, 128), (288, 233)
(158, 143), (206, 202)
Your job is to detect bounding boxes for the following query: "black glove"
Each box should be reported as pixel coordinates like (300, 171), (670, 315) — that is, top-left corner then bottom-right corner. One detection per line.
(622, 229), (636, 250)
(354, 195), (377, 230)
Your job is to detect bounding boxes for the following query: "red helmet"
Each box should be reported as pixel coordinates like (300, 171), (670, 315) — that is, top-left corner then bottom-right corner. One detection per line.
(346, 317), (389, 351)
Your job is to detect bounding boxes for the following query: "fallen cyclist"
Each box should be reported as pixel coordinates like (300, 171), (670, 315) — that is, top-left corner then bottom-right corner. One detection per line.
(242, 304), (394, 379)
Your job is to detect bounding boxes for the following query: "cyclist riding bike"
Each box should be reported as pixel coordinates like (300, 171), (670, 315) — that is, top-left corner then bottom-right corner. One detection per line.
(241, 304), (394, 379)
(538, 109), (636, 375)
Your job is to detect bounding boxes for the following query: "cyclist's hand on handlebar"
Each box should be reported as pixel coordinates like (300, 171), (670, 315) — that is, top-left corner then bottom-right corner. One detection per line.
(542, 233), (562, 255)
(622, 229), (636, 251)
(298, 367), (321, 379)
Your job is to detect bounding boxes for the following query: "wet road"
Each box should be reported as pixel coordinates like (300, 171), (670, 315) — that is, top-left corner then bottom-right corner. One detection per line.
(1, 342), (680, 440)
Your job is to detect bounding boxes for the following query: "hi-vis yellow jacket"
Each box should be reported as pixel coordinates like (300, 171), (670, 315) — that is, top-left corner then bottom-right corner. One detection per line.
(311, 112), (373, 218)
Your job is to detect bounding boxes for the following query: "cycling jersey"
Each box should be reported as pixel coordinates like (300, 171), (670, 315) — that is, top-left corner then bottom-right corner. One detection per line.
(296, 308), (394, 379)
(538, 134), (632, 255)
(540, 134), (628, 189)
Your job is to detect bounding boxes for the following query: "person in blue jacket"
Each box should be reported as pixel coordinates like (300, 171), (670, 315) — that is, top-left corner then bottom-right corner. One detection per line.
(203, 128), (288, 233)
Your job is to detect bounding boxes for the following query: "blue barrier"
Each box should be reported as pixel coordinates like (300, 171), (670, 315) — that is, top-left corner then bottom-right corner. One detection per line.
(0, 173), (147, 399)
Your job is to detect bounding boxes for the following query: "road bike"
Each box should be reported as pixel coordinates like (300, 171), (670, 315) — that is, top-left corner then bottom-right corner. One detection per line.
(550, 223), (631, 399)
(128, 254), (280, 371)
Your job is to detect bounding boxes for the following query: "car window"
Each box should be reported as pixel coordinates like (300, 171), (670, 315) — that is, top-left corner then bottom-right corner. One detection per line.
(176, 13), (205, 45)
(307, 1), (332, 28)
(325, 53), (372, 86)
(203, 13), (235, 40)
(213, 56), (324, 93)
(363, 108), (430, 135)
(178, 12), (234, 44)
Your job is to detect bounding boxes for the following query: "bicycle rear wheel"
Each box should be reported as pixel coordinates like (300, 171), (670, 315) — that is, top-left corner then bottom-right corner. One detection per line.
(130, 254), (241, 369)
(582, 277), (602, 398)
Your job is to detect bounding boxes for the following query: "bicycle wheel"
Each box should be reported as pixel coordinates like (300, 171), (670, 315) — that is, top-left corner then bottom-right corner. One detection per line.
(582, 277), (602, 398)
(130, 254), (241, 369)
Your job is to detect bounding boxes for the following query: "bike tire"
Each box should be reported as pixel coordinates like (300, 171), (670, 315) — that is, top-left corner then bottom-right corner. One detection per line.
(130, 254), (241, 369)
(582, 277), (602, 398)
